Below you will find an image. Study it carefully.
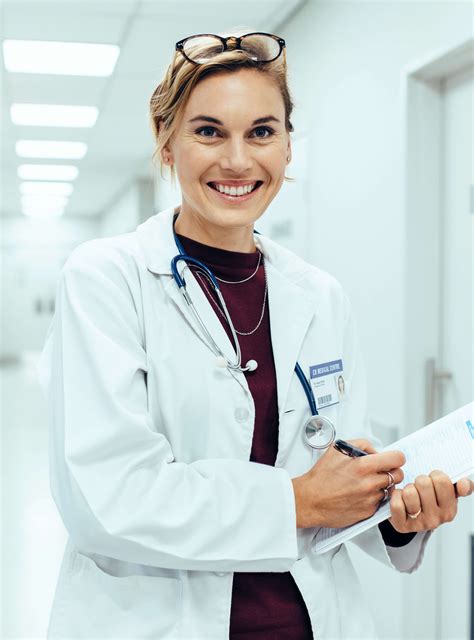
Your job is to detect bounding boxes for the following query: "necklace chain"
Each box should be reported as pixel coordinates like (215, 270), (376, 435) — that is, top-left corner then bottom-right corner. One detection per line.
(195, 260), (268, 336)
(215, 250), (262, 284)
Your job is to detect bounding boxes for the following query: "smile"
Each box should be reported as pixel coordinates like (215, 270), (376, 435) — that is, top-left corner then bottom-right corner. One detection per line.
(206, 181), (263, 202)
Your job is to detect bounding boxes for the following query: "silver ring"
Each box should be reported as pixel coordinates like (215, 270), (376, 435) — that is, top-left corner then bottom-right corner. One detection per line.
(386, 471), (395, 490)
(382, 488), (389, 501)
(407, 507), (422, 520)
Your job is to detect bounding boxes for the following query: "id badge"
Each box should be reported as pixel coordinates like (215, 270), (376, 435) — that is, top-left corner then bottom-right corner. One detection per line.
(309, 359), (345, 410)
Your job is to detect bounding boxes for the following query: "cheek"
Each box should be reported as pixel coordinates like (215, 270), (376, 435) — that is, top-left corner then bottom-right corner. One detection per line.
(175, 150), (204, 183)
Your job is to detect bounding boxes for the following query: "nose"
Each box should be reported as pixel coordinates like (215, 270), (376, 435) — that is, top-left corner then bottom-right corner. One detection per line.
(218, 137), (253, 174)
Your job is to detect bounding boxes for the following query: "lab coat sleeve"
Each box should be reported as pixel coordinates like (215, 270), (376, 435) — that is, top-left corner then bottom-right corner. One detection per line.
(338, 291), (432, 573)
(38, 240), (299, 573)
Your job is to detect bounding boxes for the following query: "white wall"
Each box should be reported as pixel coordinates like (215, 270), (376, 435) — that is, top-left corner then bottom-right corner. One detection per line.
(98, 181), (140, 238)
(285, 0), (472, 430)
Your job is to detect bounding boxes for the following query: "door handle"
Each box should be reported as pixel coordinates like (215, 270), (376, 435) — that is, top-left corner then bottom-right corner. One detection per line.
(425, 357), (453, 424)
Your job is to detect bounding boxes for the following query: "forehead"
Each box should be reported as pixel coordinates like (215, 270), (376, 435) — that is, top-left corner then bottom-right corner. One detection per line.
(184, 69), (284, 119)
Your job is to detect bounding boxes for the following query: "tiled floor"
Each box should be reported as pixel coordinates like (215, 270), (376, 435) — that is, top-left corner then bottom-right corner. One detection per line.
(2, 352), (67, 639)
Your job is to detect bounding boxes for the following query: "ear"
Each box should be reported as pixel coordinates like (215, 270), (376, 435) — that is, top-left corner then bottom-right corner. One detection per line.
(286, 138), (292, 164)
(158, 121), (174, 165)
(161, 146), (174, 165)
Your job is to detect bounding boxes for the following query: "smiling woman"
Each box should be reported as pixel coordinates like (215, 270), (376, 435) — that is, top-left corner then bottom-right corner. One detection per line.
(40, 24), (470, 640)
(149, 29), (294, 251)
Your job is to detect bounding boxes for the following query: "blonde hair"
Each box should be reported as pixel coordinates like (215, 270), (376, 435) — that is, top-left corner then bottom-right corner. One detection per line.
(149, 28), (295, 185)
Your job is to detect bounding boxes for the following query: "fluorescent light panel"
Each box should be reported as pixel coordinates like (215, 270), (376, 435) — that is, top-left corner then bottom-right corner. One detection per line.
(11, 104), (98, 128)
(18, 164), (79, 181)
(21, 195), (68, 208)
(22, 206), (64, 218)
(3, 40), (120, 76)
(16, 140), (87, 159)
(20, 181), (74, 196)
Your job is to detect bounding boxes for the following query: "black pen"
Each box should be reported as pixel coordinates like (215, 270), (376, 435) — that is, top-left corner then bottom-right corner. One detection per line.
(333, 439), (368, 458)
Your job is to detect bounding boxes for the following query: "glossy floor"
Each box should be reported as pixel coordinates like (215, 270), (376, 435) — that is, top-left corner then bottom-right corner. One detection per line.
(2, 351), (67, 639)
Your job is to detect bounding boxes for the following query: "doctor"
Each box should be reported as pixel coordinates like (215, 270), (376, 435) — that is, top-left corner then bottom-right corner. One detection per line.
(39, 29), (472, 640)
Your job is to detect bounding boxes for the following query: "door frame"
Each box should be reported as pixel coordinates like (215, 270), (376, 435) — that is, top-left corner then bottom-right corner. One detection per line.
(401, 36), (473, 639)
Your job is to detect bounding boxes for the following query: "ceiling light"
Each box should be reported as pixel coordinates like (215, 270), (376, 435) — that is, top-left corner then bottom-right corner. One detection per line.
(16, 140), (87, 159)
(20, 181), (74, 196)
(3, 40), (120, 76)
(11, 104), (98, 127)
(22, 205), (65, 218)
(21, 195), (68, 209)
(18, 164), (79, 181)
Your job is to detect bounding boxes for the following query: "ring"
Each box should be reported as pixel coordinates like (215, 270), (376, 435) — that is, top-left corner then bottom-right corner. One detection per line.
(385, 471), (395, 490)
(407, 507), (422, 520)
(381, 488), (389, 501)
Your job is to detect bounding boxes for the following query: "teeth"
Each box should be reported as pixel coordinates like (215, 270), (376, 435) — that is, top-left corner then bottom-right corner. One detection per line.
(211, 182), (258, 196)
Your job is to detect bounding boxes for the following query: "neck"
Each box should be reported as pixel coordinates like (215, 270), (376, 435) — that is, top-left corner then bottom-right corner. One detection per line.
(174, 207), (257, 253)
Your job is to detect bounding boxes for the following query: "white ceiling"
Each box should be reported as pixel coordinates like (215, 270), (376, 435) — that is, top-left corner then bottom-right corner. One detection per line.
(1, 0), (306, 219)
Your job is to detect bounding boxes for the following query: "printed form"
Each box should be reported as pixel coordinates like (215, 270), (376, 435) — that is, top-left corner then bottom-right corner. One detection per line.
(313, 402), (474, 554)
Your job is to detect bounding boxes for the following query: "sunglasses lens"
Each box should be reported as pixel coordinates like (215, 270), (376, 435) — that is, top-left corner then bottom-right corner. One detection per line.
(183, 36), (224, 63)
(240, 34), (281, 62)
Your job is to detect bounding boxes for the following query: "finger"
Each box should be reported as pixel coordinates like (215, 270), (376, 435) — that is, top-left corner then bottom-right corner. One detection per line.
(389, 489), (412, 532)
(401, 483), (422, 517)
(430, 470), (456, 509)
(415, 474), (438, 513)
(365, 449), (406, 473)
(348, 439), (378, 455)
(376, 468), (404, 491)
(455, 477), (474, 497)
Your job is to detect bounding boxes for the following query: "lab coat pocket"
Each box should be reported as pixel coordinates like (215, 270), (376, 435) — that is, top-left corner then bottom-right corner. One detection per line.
(48, 550), (182, 639)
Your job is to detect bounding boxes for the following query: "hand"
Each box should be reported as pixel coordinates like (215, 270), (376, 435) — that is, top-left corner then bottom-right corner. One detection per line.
(292, 439), (405, 529)
(388, 470), (473, 533)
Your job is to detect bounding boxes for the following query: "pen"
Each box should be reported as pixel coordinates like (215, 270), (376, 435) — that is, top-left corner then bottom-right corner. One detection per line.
(333, 439), (368, 458)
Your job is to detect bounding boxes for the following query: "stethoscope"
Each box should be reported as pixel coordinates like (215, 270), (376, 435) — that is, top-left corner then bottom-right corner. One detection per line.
(170, 214), (336, 450)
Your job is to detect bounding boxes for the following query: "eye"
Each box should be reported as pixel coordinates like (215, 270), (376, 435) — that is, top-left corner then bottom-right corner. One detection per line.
(195, 126), (219, 138)
(252, 126), (275, 139)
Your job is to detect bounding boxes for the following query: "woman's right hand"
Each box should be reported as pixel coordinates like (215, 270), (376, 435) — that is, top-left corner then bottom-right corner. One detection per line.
(291, 440), (405, 529)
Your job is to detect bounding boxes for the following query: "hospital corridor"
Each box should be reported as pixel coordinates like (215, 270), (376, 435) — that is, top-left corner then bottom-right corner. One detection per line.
(1, 1), (473, 638)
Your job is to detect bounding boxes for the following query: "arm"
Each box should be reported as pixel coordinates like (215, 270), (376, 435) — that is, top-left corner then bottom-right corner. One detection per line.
(38, 240), (298, 572)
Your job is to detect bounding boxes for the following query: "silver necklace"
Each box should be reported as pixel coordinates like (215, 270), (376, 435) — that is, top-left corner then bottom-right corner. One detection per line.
(195, 261), (268, 336)
(215, 251), (262, 284)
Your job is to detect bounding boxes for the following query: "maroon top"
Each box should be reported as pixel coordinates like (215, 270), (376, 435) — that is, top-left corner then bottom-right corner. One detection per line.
(177, 232), (415, 639)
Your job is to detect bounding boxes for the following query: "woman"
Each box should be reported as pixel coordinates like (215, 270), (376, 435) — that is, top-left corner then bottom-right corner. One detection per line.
(337, 375), (345, 400)
(39, 29), (472, 639)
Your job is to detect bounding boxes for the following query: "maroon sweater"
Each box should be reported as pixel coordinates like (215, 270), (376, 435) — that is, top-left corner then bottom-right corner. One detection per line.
(177, 233), (415, 639)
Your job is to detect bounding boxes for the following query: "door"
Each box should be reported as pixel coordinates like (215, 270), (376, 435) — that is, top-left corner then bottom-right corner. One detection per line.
(437, 63), (473, 640)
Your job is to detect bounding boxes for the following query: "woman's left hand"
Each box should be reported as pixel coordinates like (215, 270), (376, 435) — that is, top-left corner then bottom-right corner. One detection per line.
(388, 471), (473, 533)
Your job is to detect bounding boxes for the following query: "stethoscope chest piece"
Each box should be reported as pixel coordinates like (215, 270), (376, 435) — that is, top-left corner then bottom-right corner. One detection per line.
(303, 415), (336, 450)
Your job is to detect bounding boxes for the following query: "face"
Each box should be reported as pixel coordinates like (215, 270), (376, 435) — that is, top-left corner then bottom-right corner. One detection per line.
(162, 68), (291, 248)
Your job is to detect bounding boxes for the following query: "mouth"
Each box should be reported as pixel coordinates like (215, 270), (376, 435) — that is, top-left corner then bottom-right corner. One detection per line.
(206, 180), (264, 203)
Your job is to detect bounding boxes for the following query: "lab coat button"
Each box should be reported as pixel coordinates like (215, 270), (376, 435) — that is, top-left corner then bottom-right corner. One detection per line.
(234, 407), (249, 422)
(214, 571), (227, 576)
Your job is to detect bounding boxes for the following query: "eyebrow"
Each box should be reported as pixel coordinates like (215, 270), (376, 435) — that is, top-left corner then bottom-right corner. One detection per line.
(188, 115), (280, 126)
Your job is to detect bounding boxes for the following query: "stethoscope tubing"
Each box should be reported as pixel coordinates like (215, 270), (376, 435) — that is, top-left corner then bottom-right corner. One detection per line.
(170, 216), (335, 448)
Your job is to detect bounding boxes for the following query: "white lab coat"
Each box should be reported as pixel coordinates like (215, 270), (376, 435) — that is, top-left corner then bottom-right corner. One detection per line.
(38, 204), (431, 639)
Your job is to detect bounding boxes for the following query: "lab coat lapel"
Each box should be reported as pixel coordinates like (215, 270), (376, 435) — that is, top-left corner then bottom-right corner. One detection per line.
(137, 206), (245, 376)
(137, 206), (316, 402)
(164, 264), (238, 366)
(264, 260), (316, 418)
